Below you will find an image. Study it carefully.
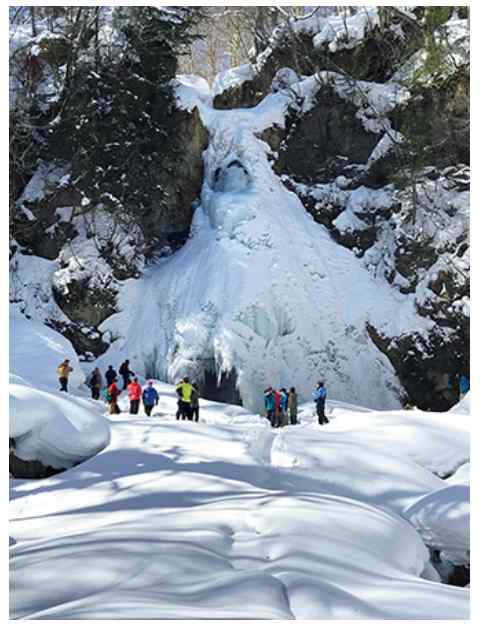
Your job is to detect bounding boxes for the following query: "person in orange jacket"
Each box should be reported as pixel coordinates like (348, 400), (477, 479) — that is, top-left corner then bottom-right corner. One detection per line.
(107, 378), (121, 415)
(127, 377), (142, 415)
(57, 358), (73, 392)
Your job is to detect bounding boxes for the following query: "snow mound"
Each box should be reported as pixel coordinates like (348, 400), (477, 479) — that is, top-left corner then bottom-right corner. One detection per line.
(10, 391), (469, 619)
(10, 315), (84, 390)
(10, 383), (110, 470)
(403, 484), (470, 566)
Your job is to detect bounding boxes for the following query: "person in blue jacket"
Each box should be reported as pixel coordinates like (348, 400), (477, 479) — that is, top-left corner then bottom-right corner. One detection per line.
(280, 388), (289, 427)
(142, 381), (159, 417)
(459, 374), (470, 400)
(313, 381), (329, 425)
(264, 387), (276, 427)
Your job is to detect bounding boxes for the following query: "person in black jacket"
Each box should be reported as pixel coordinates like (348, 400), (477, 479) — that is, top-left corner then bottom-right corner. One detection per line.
(119, 359), (134, 390)
(105, 365), (117, 387)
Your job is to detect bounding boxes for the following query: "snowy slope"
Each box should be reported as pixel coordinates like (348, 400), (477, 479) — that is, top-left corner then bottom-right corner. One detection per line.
(99, 78), (433, 412)
(10, 315), (84, 390)
(10, 385), (469, 619)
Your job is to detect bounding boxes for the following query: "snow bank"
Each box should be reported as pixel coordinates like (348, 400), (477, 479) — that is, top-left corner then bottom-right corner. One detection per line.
(10, 383), (110, 471)
(10, 391), (468, 619)
(10, 315), (84, 390)
(403, 484), (470, 565)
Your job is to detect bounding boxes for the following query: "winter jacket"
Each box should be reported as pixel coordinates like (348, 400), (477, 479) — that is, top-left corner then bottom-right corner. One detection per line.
(288, 392), (298, 412)
(108, 382), (120, 402)
(57, 362), (73, 378)
(105, 368), (117, 385)
(264, 392), (275, 411)
(127, 382), (142, 401)
(274, 390), (282, 411)
(191, 388), (200, 407)
(90, 371), (102, 388)
(142, 385), (159, 406)
(459, 375), (470, 395)
(176, 382), (193, 403)
(313, 386), (327, 404)
(119, 362), (134, 379)
(280, 392), (288, 411)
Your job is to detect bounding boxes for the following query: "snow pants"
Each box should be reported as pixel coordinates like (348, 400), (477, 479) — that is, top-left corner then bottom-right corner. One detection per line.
(109, 401), (120, 414)
(290, 410), (297, 425)
(192, 405), (199, 422)
(266, 409), (275, 427)
(91, 386), (100, 400)
(317, 401), (328, 425)
(144, 404), (154, 417)
(130, 400), (140, 415)
(178, 401), (191, 419)
(59, 377), (68, 392)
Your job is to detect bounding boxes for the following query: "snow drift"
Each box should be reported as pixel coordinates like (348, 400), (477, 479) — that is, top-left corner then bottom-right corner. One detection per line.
(404, 484), (470, 566)
(10, 385), (469, 619)
(10, 384), (110, 470)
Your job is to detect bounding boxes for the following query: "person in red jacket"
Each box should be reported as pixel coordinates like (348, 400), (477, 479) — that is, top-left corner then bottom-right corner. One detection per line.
(273, 389), (282, 428)
(127, 377), (142, 415)
(107, 378), (121, 415)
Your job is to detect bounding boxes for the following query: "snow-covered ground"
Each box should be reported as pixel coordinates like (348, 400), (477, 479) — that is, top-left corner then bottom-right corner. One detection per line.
(10, 371), (470, 618)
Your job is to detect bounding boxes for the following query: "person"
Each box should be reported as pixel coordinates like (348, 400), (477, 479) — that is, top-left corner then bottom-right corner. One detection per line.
(273, 388), (283, 428)
(127, 377), (142, 414)
(106, 378), (121, 414)
(89, 367), (102, 400)
(313, 381), (329, 425)
(175, 377), (193, 420)
(264, 387), (276, 427)
(191, 383), (200, 422)
(57, 359), (73, 392)
(459, 373), (470, 400)
(105, 365), (117, 387)
(288, 387), (298, 425)
(280, 388), (289, 427)
(119, 359), (134, 390)
(142, 381), (159, 417)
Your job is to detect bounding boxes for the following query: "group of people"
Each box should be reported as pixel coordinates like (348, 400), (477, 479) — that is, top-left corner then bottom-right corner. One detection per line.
(57, 357), (469, 425)
(175, 377), (201, 422)
(86, 360), (160, 416)
(263, 386), (298, 428)
(264, 381), (329, 427)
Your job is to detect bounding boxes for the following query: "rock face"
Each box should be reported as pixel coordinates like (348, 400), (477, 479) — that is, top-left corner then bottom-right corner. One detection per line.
(10, 26), (208, 357)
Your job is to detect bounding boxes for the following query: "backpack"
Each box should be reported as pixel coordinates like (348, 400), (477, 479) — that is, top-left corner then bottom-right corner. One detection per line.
(102, 388), (112, 402)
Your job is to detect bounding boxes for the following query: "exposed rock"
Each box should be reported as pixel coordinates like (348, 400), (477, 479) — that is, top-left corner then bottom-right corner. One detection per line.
(274, 83), (382, 182)
(367, 324), (467, 411)
(10, 450), (65, 479)
(52, 278), (118, 329)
